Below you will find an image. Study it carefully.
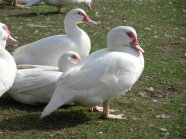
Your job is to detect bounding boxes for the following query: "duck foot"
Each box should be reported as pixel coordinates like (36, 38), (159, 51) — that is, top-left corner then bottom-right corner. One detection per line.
(100, 114), (125, 119)
(100, 99), (126, 119)
(15, 4), (24, 8)
(91, 106), (119, 113)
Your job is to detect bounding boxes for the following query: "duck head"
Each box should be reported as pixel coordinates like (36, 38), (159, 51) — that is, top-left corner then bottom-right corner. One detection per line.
(107, 26), (144, 53)
(0, 22), (18, 46)
(65, 8), (97, 25)
(58, 51), (81, 72)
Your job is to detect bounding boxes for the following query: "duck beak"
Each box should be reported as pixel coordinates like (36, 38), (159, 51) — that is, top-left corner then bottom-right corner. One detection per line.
(129, 36), (144, 53)
(8, 34), (18, 43)
(135, 43), (144, 53)
(3, 26), (18, 43)
(131, 42), (144, 53)
(78, 57), (81, 61)
(83, 17), (97, 24)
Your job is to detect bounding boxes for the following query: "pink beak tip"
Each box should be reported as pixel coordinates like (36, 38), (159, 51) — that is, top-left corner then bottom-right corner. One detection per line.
(138, 47), (144, 53)
(9, 36), (18, 43)
(86, 18), (97, 24)
(90, 21), (97, 24)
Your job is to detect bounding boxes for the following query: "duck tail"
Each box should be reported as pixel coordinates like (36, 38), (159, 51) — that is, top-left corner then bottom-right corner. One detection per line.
(41, 86), (73, 118)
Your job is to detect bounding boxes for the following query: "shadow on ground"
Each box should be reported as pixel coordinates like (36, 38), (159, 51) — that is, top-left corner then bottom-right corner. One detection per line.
(9, 11), (60, 17)
(0, 95), (92, 132)
(0, 95), (43, 112)
(0, 110), (91, 131)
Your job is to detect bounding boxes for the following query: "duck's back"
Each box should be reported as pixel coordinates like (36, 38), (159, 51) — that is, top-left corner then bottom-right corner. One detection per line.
(13, 27), (90, 66)
(8, 66), (61, 105)
(13, 35), (77, 66)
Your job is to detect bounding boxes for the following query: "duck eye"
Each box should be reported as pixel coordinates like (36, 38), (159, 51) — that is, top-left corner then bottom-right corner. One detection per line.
(126, 32), (133, 38)
(71, 54), (78, 60)
(78, 11), (82, 15)
(77, 11), (86, 18)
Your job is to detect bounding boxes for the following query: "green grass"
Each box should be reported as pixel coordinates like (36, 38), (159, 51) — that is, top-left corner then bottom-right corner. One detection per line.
(0, 0), (186, 138)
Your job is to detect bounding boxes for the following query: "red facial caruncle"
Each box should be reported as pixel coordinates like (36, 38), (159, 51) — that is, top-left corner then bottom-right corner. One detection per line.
(78, 11), (88, 22)
(126, 31), (144, 53)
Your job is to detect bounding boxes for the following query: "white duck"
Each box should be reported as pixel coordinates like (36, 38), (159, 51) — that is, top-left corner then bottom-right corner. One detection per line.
(0, 23), (17, 97)
(8, 51), (80, 105)
(13, 8), (96, 66)
(41, 26), (145, 119)
(0, 22), (18, 49)
(25, 0), (92, 13)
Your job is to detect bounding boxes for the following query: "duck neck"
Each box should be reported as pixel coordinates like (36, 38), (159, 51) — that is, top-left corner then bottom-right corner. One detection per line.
(0, 40), (6, 49)
(64, 18), (80, 35)
(107, 45), (124, 51)
(59, 61), (76, 72)
(59, 63), (72, 72)
(0, 46), (10, 59)
(58, 57), (75, 72)
(108, 45), (142, 56)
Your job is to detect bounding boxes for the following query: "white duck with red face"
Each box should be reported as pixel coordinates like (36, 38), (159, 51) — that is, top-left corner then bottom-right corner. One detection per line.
(41, 26), (144, 119)
(8, 51), (80, 105)
(13, 8), (96, 66)
(0, 23), (17, 97)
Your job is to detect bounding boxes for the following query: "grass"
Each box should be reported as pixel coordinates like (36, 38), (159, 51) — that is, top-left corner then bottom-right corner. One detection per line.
(0, 0), (186, 138)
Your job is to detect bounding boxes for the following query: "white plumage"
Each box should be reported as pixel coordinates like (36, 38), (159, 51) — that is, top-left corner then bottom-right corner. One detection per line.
(0, 23), (17, 97)
(41, 26), (144, 119)
(25, 0), (92, 13)
(8, 51), (80, 105)
(13, 8), (96, 66)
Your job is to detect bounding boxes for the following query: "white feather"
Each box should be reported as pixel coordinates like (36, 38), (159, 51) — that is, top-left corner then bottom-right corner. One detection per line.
(41, 26), (144, 118)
